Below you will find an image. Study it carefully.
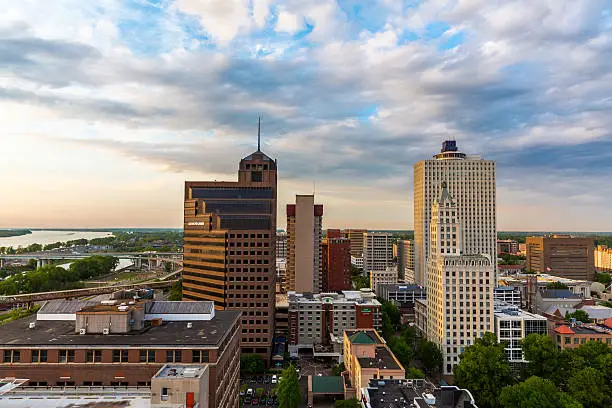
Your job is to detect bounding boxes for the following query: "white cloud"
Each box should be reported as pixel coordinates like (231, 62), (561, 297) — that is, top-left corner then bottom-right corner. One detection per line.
(275, 9), (301, 33)
(174, 0), (251, 43)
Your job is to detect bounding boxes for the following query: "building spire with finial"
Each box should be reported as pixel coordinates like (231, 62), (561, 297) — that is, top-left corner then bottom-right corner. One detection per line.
(257, 116), (261, 151)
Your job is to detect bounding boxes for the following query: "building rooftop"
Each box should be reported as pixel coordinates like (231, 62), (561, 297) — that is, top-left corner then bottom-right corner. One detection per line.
(554, 323), (612, 336)
(579, 305), (612, 320)
(494, 302), (547, 320)
(540, 289), (581, 299)
(346, 330), (382, 345)
(311, 376), (344, 394)
(154, 364), (208, 379)
(288, 290), (380, 306)
(377, 283), (426, 292)
(357, 347), (403, 371)
(144, 300), (213, 315)
(37, 299), (99, 316)
(0, 311), (240, 347)
(364, 379), (478, 408)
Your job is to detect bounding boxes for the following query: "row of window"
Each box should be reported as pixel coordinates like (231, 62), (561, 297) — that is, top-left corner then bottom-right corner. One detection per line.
(2, 349), (209, 364)
(229, 233), (270, 239)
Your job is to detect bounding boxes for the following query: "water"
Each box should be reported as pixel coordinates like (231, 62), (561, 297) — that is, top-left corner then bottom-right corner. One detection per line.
(0, 230), (113, 249)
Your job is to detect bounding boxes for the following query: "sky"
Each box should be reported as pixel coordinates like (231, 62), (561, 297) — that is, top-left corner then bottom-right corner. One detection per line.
(1, 0), (612, 231)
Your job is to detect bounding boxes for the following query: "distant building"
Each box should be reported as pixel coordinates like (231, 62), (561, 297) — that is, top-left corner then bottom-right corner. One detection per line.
(536, 289), (583, 314)
(276, 231), (287, 258)
(498, 264), (523, 276)
(151, 365), (210, 408)
(322, 232), (351, 292)
(370, 269), (398, 294)
(287, 290), (381, 358)
(362, 379), (479, 408)
(526, 235), (595, 281)
(497, 239), (519, 254)
(553, 322), (612, 350)
(363, 232), (393, 272)
(0, 299), (240, 408)
(595, 245), (612, 272)
(414, 298), (428, 336)
(351, 255), (364, 270)
(343, 229), (367, 258)
(274, 294), (289, 338)
(494, 286), (522, 306)
(343, 330), (405, 400)
(377, 283), (427, 324)
(286, 195), (323, 294)
(397, 239), (415, 283)
(498, 273), (592, 308)
(276, 258), (287, 294)
(493, 302), (548, 365)
(414, 140), (497, 286)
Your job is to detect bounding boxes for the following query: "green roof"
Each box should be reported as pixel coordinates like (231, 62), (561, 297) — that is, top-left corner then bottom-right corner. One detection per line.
(311, 376), (344, 394)
(349, 331), (376, 344)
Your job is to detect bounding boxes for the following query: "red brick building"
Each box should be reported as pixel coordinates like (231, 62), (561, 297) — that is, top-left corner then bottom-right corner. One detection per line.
(322, 232), (351, 292)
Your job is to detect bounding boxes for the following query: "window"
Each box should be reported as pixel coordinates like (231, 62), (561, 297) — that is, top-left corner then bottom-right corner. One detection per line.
(31, 350), (47, 363)
(112, 350), (129, 363)
(3, 350), (20, 363)
(140, 350), (155, 363)
(161, 387), (169, 401)
(192, 350), (209, 363)
(59, 350), (75, 363)
(86, 350), (102, 363)
(166, 350), (182, 363)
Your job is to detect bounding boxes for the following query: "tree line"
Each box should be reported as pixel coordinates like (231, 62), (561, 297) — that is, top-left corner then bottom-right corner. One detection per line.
(454, 332), (611, 408)
(0, 256), (119, 295)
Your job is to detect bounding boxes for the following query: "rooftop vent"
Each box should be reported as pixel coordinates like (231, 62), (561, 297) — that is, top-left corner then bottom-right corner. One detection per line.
(79, 328), (86, 335)
(103, 328), (110, 335)
(187, 322), (193, 329)
(29, 322), (36, 329)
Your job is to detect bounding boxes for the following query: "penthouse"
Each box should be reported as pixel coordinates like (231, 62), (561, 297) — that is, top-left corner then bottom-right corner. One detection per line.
(0, 299), (241, 408)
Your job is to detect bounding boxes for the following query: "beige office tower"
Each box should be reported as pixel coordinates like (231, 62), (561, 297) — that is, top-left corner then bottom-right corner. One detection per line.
(343, 229), (368, 258)
(414, 140), (496, 286)
(426, 182), (494, 375)
(286, 195), (323, 293)
(363, 232), (394, 272)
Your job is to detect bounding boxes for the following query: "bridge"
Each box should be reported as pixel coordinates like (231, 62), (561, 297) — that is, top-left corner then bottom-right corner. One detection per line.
(0, 279), (179, 306)
(0, 252), (183, 269)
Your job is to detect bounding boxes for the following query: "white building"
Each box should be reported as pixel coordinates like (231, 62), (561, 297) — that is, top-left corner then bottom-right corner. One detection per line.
(397, 239), (415, 283)
(370, 268), (399, 295)
(426, 182), (495, 375)
(363, 232), (393, 272)
(494, 286), (522, 306)
(494, 302), (548, 365)
(351, 256), (364, 270)
(414, 140), (497, 286)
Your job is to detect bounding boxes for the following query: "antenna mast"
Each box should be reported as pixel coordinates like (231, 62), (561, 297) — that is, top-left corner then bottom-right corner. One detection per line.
(257, 116), (261, 151)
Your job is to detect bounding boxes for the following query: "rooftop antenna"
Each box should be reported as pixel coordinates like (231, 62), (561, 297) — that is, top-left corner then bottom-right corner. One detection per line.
(257, 116), (261, 151)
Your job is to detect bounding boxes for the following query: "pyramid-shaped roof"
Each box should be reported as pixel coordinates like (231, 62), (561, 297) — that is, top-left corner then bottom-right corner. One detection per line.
(349, 331), (376, 344)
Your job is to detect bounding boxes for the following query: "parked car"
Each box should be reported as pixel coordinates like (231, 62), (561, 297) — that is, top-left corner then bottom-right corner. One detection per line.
(271, 375), (277, 384)
(252, 397), (259, 405)
(246, 388), (254, 397)
(264, 375), (271, 384)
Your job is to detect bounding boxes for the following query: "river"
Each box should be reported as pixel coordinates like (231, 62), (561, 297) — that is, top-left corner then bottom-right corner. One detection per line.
(0, 230), (113, 249)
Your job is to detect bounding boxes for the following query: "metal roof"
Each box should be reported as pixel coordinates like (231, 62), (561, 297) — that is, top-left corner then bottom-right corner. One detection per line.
(144, 301), (214, 315)
(37, 299), (99, 315)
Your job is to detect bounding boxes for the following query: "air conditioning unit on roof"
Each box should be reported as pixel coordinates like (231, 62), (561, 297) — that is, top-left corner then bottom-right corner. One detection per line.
(102, 328), (110, 335)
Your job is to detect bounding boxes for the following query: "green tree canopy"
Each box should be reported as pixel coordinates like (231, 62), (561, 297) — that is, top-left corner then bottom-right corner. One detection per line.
(405, 367), (425, 379)
(240, 354), (265, 374)
(331, 362), (346, 376)
(334, 399), (361, 408)
(567, 367), (610, 408)
(417, 340), (443, 375)
(277, 364), (301, 408)
(565, 310), (591, 323)
(499, 376), (581, 408)
(521, 333), (561, 381)
(547, 281), (570, 290)
(390, 338), (413, 368)
(453, 332), (513, 408)
(595, 273), (611, 286)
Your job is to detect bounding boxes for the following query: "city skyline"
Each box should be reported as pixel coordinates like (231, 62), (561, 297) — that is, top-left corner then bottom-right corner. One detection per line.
(2, 1), (612, 231)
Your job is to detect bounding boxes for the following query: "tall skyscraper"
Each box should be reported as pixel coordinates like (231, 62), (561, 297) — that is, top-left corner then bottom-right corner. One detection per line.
(414, 140), (496, 286)
(363, 232), (393, 272)
(426, 182), (494, 375)
(343, 229), (367, 258)
(183, 123), (276, 360)
(397, 239), (415, 283)
(286, 195), (323, 293)
(322, 232), (351, 292)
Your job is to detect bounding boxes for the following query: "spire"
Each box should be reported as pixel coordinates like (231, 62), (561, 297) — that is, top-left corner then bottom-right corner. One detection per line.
(257, 116), (261, 151)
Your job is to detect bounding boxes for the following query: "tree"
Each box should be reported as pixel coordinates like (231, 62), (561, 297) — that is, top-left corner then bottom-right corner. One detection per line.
(595, 273), (611, 286)
(405, 367), (425, 379)
(453, 333), (513, 408)
(547, 281), (569, 290)
(167, 280), (182, 301)
(567, 367), (610, 408)
(334, 399), (360, 408)
(390, 338), (413, 368)
(277, 364), (301, 408)
(521, 333), (560, 381)
(417, 340), (443, 375)
(499, 376), (581, 408)
(331, 362), (346, 376)
(565, 310), (591, 323)
(380, 300), (401, 329)
(240, 354), (265, 374)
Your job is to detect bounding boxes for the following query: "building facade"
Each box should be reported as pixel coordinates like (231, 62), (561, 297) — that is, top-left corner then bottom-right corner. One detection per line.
(553, 323), (612, 350)
(0, 300), (241, 408)
(288, 291), (381, 355)
(414, 140), (496, 286)
(425, 183), (494, 375)
(397, 239), (415, 283)
(370, 269), (399, 294)
(286, 195), (323, 294)
(363, 232), (393, 272)
(497, 240), (519, 255)
(494, 286), (522, 306)
(276, 231), (287, 259)
(595, 245), (612, 272)
(343, 229), (367, 258)
(526, 235), (595, 281)
(322, 234), (351, 292)
(183, 142), (277, 359)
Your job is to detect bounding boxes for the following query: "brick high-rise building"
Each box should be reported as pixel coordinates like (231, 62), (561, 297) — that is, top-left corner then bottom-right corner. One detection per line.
(322, 231), (351, 292)
(414, 140), (496, 286)
(286, 195), (323, 294)
(526, 235), (595, 281)
(183, 125), (276, 360)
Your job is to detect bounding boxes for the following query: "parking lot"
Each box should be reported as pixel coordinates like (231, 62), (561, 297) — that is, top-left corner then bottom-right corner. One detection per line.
(240, 375), (279, 407)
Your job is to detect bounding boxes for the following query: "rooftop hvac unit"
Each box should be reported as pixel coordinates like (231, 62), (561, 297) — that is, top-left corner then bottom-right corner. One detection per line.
(103, 328), (110, 335)
(29, 322), (36, 329)
(187, 322), (193, 329)
(79, 328), (86, 335)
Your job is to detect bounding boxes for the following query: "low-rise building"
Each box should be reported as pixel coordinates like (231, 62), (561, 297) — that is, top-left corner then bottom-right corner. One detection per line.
(376, 284), (426, 324)
(151, 365), (210, 408)
(370, 268), (398, 294)
(494, 286), (522, 306)
(275, 293), (289, 338)
(362, 378), (479, 408)
(351, 256), (364, 270)
(414, 298), (428, 336)
(498, 264), (523, 276)
(287, 290), (381, 358)
(494, 302), (548, 365)
(0, 299), (241, 408)
(497, 239), (519, 255)
(553, 322), (612, 350)
(343, 330), (405, 399)
(536, 289), (583, 314)
(498, 273), (592, 309)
